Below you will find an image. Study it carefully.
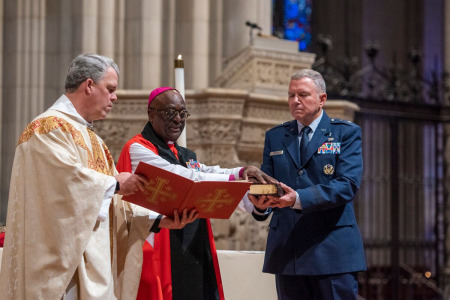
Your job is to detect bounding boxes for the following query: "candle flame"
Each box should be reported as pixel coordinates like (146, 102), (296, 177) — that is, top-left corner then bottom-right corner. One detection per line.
(174, 55), (184, 68)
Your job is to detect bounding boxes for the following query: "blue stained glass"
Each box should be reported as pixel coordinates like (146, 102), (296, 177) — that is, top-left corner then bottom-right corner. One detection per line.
(283, 0), (312, 51)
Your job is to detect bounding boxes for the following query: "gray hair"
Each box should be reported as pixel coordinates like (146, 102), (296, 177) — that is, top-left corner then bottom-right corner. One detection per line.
(291, 69), (326, 93)
(65, 53), (119, 93)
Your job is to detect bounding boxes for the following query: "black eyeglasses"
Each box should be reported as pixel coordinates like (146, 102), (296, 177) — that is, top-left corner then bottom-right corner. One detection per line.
(148, 108), (190, 120)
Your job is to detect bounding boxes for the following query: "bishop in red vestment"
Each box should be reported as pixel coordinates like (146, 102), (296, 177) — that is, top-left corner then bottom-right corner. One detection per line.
(117, 87), (274, 300)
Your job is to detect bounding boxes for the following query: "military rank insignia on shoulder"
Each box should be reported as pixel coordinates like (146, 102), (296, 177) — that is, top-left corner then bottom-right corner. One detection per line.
(268, 120), (293, 132)
(330, 118), (356, 127)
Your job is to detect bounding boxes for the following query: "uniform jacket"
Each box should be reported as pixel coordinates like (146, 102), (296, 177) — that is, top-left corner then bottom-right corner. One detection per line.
(254, 110), (366, 276)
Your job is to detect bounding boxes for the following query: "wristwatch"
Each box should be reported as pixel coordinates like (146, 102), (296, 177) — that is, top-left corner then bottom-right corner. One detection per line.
(114, 181), (120, 194)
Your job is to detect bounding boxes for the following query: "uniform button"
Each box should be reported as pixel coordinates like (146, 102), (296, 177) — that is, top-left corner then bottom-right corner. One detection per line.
(298, 169), (304, 175)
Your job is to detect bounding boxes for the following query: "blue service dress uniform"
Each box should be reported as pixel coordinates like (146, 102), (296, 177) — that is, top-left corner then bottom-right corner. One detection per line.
(254, 110), (366, 297)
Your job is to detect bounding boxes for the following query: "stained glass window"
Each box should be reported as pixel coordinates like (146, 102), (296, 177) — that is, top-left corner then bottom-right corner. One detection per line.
(273, 0), (313, 51)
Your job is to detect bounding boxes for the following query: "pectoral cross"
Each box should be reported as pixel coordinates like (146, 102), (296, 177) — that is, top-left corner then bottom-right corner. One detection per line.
(144, 176), (176, 204)
(197, 189), (233, 212)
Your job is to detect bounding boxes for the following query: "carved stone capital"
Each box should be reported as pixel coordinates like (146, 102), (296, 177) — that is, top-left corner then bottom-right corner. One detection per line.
(215, 42), (316, 96)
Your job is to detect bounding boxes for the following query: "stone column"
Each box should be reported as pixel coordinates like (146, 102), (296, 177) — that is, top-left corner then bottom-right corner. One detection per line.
(1, 0), (46, 224)
(222, 0), (272, 61)
(80, 0), (98, 53)
(124, 0), (163, 89)
(114, 0), (126, 79)
(209, 0), (223, 82)
(177, 0), (210, 89)
(98, 0), (116, 59)
(161, 0), (176, 86)
(141, 0), (163, 89)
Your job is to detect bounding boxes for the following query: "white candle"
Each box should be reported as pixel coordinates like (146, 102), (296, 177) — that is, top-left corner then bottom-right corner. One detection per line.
(174, 54), (186, 147)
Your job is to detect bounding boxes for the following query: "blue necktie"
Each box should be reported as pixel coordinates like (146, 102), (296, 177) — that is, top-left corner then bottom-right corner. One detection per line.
(300, 126), (312, 165)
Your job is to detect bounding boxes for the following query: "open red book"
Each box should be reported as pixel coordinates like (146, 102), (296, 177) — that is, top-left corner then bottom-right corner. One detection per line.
(122, 162), (252, 219)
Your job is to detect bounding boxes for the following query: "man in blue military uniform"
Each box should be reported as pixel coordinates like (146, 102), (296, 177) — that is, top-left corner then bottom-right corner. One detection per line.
(248, 69), (366, 299)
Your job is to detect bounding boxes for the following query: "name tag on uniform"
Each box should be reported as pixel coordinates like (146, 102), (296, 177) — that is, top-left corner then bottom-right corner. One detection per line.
(317, 142), (341, 154)
(270, 150), (284, 156)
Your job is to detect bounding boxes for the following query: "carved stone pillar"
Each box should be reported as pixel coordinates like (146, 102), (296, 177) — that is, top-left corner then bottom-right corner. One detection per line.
(222, 0), (272, 61)
(1, 0), (46, 224)
(176, 0), (210, 89)
(161, 0), (176, 85)
(98, 0), (116, 59)
(209, 0), (224, 83)
(80, 0), (99, 52)
(123, 0), (163, 89)
(141, 0), (163, 89)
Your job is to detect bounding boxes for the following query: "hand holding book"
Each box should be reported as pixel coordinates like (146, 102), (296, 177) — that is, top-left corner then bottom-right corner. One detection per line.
(245, 168), (285, 210)
(159, 208), (199, 229)
(248, 182), (297, 209)
(268, 182), (298, 208)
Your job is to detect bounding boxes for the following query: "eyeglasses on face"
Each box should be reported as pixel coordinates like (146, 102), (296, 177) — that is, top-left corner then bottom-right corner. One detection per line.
(148, 108), (190, 120)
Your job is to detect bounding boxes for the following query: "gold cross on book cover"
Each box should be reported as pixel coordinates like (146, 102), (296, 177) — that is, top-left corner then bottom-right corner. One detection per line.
(122, 162), (252, 219)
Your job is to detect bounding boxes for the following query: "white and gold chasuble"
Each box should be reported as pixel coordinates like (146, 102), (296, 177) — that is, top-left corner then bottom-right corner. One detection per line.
(0, 107), (150, 300)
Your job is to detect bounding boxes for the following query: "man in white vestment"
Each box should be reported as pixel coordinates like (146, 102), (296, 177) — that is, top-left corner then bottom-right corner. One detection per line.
(0, 54), (153, 300)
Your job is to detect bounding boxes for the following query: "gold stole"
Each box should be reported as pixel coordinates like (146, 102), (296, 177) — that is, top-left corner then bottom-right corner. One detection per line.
(19, 116), (116, 259)
(87, 128), (116, 260)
